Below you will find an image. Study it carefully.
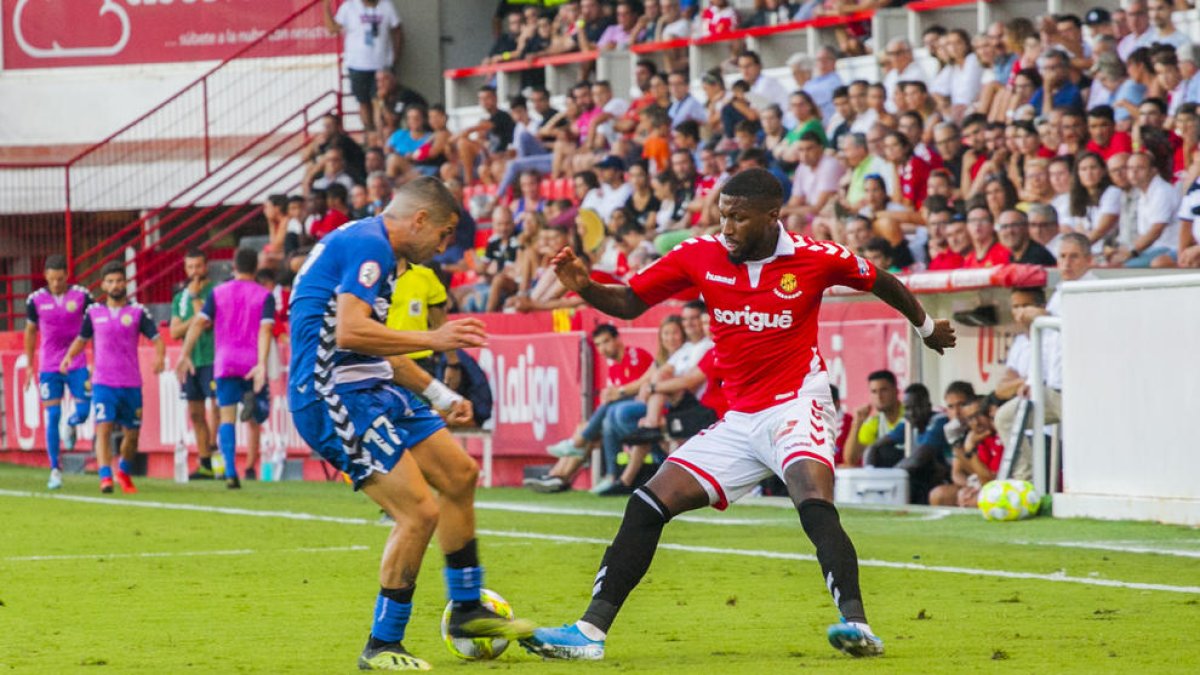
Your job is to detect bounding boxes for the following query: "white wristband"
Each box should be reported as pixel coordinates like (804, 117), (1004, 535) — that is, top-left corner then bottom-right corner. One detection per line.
(915, 314), (935, 339)
(423, 379), (464, 411)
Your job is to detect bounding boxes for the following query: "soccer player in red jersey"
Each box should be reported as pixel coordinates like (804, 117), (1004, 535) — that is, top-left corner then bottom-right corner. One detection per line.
(522, 169), (956, 661)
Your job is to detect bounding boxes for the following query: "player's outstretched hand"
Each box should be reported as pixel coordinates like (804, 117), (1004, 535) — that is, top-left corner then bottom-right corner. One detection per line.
(923, 319), (956, 355)
(429, 318), (488, 353)
(551, 246), (591, 292)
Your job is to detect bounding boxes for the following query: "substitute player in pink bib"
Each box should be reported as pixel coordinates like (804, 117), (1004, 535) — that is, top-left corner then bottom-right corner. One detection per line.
(522, 169), (956, 661)
(62, 262), (165, 494)
(176, 248), (276, 488)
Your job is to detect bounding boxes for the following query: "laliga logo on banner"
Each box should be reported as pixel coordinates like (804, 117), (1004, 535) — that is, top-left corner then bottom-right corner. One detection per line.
(476, 345), (560, 441)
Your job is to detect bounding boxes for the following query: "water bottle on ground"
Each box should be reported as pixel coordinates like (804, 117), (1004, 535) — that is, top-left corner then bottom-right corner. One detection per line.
(174, 439), (188, 483)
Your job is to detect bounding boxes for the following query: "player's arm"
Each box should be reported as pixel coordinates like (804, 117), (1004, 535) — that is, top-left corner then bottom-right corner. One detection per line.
(61, 313), (92, 374)
(175, 313), (210, 378)
(140, 311), (166, 374)
(551, 247), (650, 320)
(336, 293), (486, 356)
(23, 306), (37, 375)
(387, 356), (473, 426)
(322, 0), (342, 34)
(869, 268), (956, 354)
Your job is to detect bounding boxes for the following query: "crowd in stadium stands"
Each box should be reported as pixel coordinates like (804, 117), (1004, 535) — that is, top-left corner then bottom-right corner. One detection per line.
(249, 0), (1200, 499)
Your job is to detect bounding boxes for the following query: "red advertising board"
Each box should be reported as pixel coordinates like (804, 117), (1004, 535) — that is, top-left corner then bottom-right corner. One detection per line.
(2, 0), (332, 70)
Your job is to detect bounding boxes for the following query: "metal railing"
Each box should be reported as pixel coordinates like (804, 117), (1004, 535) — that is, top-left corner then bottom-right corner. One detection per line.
(0, 0), (340, 329)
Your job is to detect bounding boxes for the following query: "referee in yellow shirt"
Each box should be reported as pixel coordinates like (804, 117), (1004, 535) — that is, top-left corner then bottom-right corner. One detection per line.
(386, 262), (462, 387)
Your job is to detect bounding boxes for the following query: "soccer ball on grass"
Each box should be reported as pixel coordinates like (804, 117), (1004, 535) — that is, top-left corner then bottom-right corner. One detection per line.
(439, 588), (515, 660)
(977, 480), (1041, 522)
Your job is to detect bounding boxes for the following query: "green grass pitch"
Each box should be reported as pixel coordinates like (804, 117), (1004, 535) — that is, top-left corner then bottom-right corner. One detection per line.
(1, 465), (1198, 673)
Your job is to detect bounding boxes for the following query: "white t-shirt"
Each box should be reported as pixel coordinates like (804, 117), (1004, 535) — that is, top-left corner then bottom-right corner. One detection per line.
(1135, 176), (1181, 252)
(948, 54), (983, 106)
(667, 337), (714, 375)
(750, 74), (790, 111)
(597, 98), (631, 147)
(1051, 187), (1122, 254)
(335, 0), (402, 72)
(661, 18), (692, 40)
(1006, 331), (1062, 391)
(791, 155), (843, 204)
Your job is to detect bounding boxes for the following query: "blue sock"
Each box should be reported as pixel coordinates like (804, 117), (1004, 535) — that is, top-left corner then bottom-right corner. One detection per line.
(67, 396), (90, 426)
(118, 458), (132, 475)
(218, 423), (237, 478)
(98, 465), (113, 481)
(372, 587), (414, 643)
(444, 539), (482, 604)
(45, 405), (62, 470)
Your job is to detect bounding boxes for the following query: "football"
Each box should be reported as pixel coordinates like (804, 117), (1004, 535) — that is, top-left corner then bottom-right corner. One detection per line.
(439, 588), (515, 660)
(978, 480), (1042, 522)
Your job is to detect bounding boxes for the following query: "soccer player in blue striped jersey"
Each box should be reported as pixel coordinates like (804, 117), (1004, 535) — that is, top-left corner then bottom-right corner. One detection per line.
(288, 177), (533, 671)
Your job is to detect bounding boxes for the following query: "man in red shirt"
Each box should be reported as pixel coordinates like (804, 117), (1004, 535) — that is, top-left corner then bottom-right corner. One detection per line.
(1085, 105), (1133, 160)
(530, 324), (654, 492)
(929, 396), (1003, 508)
(309, 183), (353, 240)
(524, 169), (956, 660)
(962, 206), (1012, 268)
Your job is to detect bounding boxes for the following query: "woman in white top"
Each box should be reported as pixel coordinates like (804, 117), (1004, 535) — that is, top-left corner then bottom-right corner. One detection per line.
(1054, 151), (1120, 254)
(933, 29), (983, 123)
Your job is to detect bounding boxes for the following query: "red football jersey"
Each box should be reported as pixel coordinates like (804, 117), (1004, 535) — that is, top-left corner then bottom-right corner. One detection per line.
(606, 346), (653, 388)
(975, 433), (1005, 473)
(962, 241), (1011, 269)
(629, 228), (877, 414)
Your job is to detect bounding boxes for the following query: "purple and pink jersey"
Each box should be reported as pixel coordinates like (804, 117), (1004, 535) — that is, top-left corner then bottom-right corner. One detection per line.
(26, 285), (92, 373)
(201, 279), (275, 379)
(79, 302), (160, 388)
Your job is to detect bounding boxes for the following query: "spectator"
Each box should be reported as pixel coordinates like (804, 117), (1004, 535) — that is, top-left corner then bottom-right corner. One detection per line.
(1054, 151), (1121, 254)
(932, 122), (966, 190)
(962, 204), (1011, 268)
(803, 46), (844, 120)
(928, 212), (972, 270)
(1084, 106), (1128, 162)
(531, 323), (658, 493)
(374, 69), (427, 142)
(648, 170), (690, 241)
(304, 113), (365, 186)
(1031, 50), (1083, 115)
(1017, 157), (1054, 207)
(738, 50), (790, 111)
(1115, 151), (1180, 267)
(349, 185), (371, 219)
(511, 170), (545, 221)
(1141, 0), (1191, 50)
(1047, 232), (1097, 315)
(997, 209), (1056, 266)
(597, 0), (640, 51)
(784, 90), (828, 151)
(842, 369), (904, 468)
(322, 0), (403, 137)
(666, 69), (707, 127)
(1176, 174), (1200, 268)
(485, 11), (524, 64)
(980, 174), (1019, 220)
(991, 285), (1062, 482)
(1118, 1), (1151, 60)
(929, 396), (1003, 508)
(760, 104), (790, 160)
(839, 132), (892, 212)
(864, 383), (951, 504)
(1027, 203), (1062, 257)
(633, 2), (662, 43)
(783, 130), (842, 231)
(1151, 47), (1187, 115)
(745, 0), (795, 28)
(386, 104), (432, 163)
(882, 39), (926, 116)
(701, 0), (739, 36)
(310, 147), (357, 193)
(589, 156), (634, 221)
(847, 80), (876, 134)
(494, 89), (563, 199)
(860, 236), (897, 273)
(461, 205), (520, 313)
(883, 130), (930, 211)
(932, 28), (983, 122)
(575, 0), (615, 52)
(366, 171), (392, 217)
(453, 86), (515, 184)
(309, 183), (350, 240)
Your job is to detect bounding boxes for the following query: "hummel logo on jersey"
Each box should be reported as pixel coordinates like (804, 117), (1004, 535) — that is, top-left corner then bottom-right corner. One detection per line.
(712, 306), (794, 332)
(706, 271), (736, 285)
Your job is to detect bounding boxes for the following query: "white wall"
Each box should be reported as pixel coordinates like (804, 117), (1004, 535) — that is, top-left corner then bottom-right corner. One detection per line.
(1055, 275), (1200, 526)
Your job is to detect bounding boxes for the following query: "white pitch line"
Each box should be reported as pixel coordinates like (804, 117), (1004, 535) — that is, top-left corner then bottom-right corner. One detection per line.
(4, 545), (368, 563)
(476, 500), (788, 526)
(1017, 540), (1200, 560)
(3, 489), (1197, 595)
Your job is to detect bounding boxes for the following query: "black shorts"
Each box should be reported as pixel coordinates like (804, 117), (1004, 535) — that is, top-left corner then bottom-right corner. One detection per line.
(180, 364), (216, 402)
(348, 68), (377, 104)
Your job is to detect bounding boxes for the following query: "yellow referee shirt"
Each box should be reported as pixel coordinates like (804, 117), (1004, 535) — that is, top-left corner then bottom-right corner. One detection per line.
(386, 263), (447, 359)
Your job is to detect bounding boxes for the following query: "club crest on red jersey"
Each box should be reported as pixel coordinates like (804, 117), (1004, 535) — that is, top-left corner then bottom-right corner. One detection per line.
(774, 273), (803, 300)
